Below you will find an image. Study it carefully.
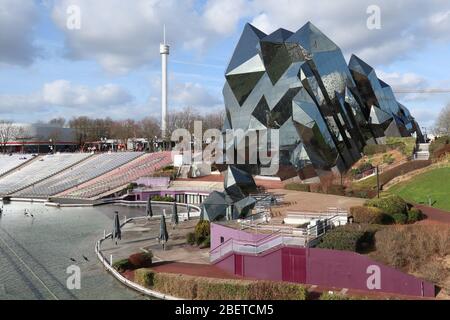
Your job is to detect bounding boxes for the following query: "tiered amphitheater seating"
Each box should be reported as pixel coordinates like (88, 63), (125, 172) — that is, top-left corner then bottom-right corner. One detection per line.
(58, 152), (172, 199)
(14, 152), (144, 198)
(0, 153), (91, 196)
(0, 154), (35, 177)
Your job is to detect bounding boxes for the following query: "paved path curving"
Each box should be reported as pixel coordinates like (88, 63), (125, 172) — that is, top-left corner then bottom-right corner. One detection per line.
(414, 204), (450, 224)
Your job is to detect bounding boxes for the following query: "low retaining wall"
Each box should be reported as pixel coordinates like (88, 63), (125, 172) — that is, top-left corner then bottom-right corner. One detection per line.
(94, 206), (201, 300)
(212, 224), (435, 298)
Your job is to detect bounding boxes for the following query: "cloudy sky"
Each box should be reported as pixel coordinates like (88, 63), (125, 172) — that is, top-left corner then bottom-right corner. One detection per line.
(1, 0), (450, 130)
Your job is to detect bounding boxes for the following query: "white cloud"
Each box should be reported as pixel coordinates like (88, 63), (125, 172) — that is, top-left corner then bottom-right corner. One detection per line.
(51, 0), (249, 74)
(0, 80), (133, 115)
(376, 71), (428, 90)
(0, 0), (39, 66)
(247, 0), (450, 66)
(171, 82), (222, 109)
(203, 0), (249, 35)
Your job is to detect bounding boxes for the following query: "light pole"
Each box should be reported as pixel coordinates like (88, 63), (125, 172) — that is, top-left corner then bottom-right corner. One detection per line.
(376, 165), (380, 199)
(49, 139), (53, 154)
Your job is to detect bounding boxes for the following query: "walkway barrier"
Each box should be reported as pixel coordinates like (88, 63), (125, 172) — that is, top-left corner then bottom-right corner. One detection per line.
(94, 203), (201, 300)
(215, 209), (348, 262)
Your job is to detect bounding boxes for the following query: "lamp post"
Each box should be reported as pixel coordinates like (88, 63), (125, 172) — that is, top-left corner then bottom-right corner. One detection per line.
(376, 165), (380, 199)
(49, 138), (54, 154)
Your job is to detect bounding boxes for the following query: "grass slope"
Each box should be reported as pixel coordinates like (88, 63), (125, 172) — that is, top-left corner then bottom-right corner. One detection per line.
(388, 167), (450, 211)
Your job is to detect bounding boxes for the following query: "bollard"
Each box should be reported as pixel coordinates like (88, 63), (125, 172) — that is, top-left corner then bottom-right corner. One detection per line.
(103, 230), (106, 239)
(110, 254), (113, 266)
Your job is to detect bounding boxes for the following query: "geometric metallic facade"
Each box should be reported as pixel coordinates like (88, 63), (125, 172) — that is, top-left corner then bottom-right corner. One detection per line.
(223, 22), (423, 182)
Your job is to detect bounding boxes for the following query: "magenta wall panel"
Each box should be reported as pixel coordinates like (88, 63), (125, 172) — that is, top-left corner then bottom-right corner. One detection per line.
(214, 253), (235, 274)
(211, 225), (436, 297)
(306, 248), (435, 297)
(242, 249), (283, 281)
(282, 248), (306, 283)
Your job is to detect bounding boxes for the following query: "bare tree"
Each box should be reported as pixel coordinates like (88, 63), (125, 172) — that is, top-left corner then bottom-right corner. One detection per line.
(0, 121), (24, 153)
(167, 106), (201, 136)
(48, 117), (66, 127)
(139, 117), (160, 151)
(434, 104), (450, 136)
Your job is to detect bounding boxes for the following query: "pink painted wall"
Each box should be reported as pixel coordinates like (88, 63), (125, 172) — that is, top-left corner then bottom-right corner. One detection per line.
(210, 223), (268, 250)
(211, 226), (435, 297)
(306, 248), (435, 297)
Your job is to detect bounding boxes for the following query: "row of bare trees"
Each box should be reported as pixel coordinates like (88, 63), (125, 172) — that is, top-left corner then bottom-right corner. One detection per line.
(47, 107), (225, 147)
(1, 107), (225, 151)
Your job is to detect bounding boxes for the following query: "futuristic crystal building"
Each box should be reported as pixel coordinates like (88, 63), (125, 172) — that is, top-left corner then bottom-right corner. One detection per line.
(222, 22), (423, 182)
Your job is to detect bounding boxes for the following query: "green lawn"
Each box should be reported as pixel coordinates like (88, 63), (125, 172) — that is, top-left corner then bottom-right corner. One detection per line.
(388, 167), (450, 211)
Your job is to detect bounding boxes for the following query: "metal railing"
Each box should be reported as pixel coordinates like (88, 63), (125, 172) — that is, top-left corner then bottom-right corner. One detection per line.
(94, 203), (201, 299)
(212, 209), (348, 262)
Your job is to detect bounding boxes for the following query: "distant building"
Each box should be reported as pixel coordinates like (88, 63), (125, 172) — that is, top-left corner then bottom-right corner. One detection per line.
(1, 123), (77, 153)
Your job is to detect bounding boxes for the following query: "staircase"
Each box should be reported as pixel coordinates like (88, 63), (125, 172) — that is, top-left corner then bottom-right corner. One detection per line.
(414, 143), (430, 160)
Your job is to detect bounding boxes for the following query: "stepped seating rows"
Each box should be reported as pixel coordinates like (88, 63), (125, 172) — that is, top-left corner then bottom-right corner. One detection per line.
(58, 152), (172, 199)
(0, 154), (35, 177)
(0, 153), (91, 195)
(14, 152), (143, 198)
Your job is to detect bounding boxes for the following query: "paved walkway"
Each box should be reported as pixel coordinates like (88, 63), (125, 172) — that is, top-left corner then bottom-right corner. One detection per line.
(414, 204), (450, 224)
(150, 262), (240, 279)
(267, 189), (365, 218)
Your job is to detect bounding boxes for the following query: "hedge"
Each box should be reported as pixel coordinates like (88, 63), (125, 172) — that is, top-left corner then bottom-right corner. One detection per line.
(350, 206), (386, 224)
(112, 252), (154, 272)
(112, 258), (131, 272)
(128, 252), (153, 269)
(319, 292), (350, 300)
(392, 213), (407, 224)
(407, 208), (423, 223)
(316, 225), (378, 252)
(134, 270), (309, 300)
(365, 195), (408, 216)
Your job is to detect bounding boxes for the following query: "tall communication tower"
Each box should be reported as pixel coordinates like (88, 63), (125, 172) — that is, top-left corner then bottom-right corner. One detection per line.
(160, 25), (169, 139)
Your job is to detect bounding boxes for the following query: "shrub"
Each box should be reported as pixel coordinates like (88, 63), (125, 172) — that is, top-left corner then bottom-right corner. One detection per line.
(373, 225), (450, 276)
(365, 195), (408, 216)
(392, 213), (407, 224)
(317, 225), (377, 252)
(386, 137), (416, 156)
(195, 220), (211, 244)
(319, 292), (350, 300)
(382, 153), (395, 165)
(134, 268), (155, 287)
(199, 235), (211, 249)
(112, 258), (131, 272)
(363, 144), (387, 155)
(430, 136), (450, 159)
(358, 161), (374, 172)
(350, 206), (386, 224)
(407, 208), (423, 223)
(285, 183), (310, 192)
(128, 252), (153, 269)
(186, 232), (196, 245)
